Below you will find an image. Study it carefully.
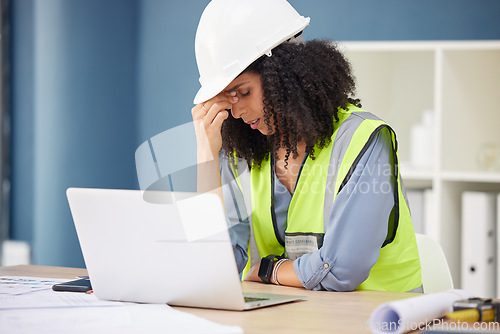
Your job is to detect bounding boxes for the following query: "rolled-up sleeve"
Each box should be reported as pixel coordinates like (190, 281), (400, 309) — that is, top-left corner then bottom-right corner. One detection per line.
(293, 128), (394, 291)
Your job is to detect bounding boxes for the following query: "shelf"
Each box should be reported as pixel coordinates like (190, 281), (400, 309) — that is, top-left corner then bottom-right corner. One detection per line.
(341, 40), (500, 291)
(400, 165), (434, 180)
(441, 171), (500, 183)
(400, 166), (434, 189)
(440, 49), (500, 172)
(343, 49), (434, 163)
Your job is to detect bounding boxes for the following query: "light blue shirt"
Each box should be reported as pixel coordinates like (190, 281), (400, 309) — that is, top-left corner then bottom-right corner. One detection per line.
(222, 128), (396, 291)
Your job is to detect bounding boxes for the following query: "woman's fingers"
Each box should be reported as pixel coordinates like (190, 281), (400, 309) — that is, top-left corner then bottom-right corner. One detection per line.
(193, 93), (234, 129)
(192, 90), (238, 141)
(191, 93), (234, 157)
(203, 101), (232, 126)
(192, 95), (232, 121)
(211, 109), (229, 129)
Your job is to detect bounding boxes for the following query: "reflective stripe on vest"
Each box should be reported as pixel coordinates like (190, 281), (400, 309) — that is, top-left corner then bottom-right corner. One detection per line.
(231, 105), (421, 291)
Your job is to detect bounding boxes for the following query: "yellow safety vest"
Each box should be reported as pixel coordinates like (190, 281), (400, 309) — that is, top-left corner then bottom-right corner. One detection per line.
(231, 105), (422, 292)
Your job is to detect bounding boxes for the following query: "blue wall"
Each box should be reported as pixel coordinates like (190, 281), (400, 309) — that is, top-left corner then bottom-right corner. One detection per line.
(10, 0), (500, 268)
(12, 0), (138, 267)
(136, 0), (500, 143)
(137, 1), (204, 145)
(290, 0), (500, 41)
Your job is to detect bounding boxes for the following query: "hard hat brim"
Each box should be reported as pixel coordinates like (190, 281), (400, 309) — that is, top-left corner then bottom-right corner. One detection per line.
(193, 17), (310, 105)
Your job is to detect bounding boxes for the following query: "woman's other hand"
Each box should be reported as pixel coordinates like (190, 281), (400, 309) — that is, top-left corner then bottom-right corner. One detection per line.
(243, 262), (262, 282)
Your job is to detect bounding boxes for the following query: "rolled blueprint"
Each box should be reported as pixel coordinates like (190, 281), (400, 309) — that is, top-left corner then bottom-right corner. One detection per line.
(369, 289), (475, 334)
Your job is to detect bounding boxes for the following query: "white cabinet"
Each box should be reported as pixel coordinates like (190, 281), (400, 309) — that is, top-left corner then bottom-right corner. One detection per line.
(340, 41), (500, 287)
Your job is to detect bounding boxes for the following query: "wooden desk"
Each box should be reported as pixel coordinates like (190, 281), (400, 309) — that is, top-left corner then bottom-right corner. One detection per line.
(0, 265), (416, 333)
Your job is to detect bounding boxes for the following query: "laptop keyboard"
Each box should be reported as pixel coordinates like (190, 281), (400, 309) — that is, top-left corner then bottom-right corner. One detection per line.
(244, 296), (269, 303)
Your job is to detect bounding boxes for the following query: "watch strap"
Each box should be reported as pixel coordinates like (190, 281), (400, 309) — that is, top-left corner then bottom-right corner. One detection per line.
(258, 254), (283, 284)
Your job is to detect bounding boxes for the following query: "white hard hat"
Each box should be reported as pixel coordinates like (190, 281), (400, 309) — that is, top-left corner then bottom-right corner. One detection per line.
(193, 0), (310, 104)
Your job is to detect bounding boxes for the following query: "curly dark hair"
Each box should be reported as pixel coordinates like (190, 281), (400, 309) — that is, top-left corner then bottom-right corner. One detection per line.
(221, 39), (361, 169)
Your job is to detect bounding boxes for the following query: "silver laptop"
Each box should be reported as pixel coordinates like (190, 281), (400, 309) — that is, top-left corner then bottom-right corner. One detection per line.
(66, 187), (304, 310)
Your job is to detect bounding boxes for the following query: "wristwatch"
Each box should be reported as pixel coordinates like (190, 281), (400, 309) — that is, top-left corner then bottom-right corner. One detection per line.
(258, 254), (282, 284)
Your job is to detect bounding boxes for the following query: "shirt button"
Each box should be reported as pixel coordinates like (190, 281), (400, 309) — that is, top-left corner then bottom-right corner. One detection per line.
(323, 263), (329, 269)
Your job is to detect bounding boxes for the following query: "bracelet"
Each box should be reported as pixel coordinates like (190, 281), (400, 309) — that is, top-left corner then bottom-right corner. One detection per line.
(272, 259), (289, 285)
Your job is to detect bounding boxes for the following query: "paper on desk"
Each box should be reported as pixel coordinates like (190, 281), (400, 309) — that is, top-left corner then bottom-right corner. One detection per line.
(0, 276), (68, 295)
(0, 288), (122, 309)
(369, 289), (475, 334)
(0, 303), (243, 334)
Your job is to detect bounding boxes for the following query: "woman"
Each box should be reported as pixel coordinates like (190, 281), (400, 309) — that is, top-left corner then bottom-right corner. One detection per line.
(191, 0), (422, 292)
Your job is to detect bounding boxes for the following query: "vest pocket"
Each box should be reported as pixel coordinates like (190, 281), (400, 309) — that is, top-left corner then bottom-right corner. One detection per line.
(285, 233), (325, 260)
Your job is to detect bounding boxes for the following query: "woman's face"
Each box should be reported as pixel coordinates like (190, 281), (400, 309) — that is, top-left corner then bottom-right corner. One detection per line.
(224, 72), (272, 135)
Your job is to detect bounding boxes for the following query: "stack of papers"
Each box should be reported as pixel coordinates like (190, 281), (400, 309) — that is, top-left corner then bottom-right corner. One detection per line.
(1, 276), (243, 334)
(0, 276), (69, 295)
